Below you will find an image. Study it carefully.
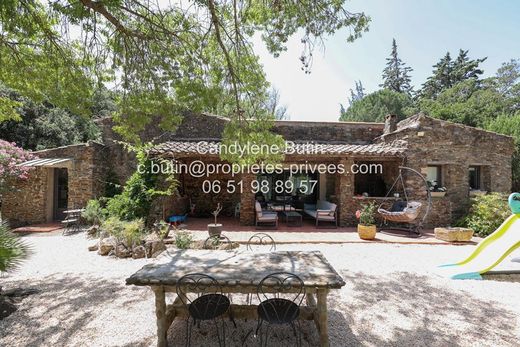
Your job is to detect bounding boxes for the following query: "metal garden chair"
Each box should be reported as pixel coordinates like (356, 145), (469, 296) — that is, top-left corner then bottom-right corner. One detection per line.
(203, 235), (232, 250)
(246, 233), (276, 252)
(176, 273), (234, 347)
(255, 272), (305, 347)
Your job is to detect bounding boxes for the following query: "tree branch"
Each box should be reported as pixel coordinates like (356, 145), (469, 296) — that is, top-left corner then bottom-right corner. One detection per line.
(207, 0), (242, 120)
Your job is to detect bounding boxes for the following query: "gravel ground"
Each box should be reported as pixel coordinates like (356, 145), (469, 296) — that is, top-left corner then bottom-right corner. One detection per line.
(1, 231), (520, 347)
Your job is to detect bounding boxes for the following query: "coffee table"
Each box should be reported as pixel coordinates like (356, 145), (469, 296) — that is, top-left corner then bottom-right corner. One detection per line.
(285, 211), (302, 227)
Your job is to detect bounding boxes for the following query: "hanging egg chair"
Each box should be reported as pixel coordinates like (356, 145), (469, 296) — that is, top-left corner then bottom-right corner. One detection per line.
(378, 166), (432, 237)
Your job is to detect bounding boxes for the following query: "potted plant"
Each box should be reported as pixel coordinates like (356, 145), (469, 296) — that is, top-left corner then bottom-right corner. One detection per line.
(356, 202), (377, 240)
(208, 203), (223, 237)
(428, 181), (447, 197)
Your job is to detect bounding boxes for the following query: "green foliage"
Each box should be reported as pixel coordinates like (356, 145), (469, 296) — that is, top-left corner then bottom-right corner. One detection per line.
(101, 217), (145, 247)
(82, 199), (105, 226)
(486, 113), (520, 191)
(220, 118), (286, 165)
(420, 50), (486, 99)
(462, 193), (511, 237)
(0, 222), (30, 272)
(380, 39), (413, 94)
(340, 89), (413, 122)
(175, 231), (193, 249)
(0, 84), (101, 150)
(0, 0), (370, 145)
(0, 96), (22, 122)
(417, 79), (507, 127)
(104, 144), (176, 222)
(358, 202), (377, 226)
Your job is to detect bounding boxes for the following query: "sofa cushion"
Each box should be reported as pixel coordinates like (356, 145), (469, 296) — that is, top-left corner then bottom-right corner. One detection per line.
(255, 201), (262, 217)
(304, 203), (316, 211)
(258, 214), (277, 221)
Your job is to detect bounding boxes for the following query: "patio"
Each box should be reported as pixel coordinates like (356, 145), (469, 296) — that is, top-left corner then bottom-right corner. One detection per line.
(175, 216), (481, 245)
(1, 231), (520, 346)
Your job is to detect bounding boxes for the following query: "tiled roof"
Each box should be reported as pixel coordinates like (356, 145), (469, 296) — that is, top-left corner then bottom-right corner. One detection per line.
(150, 140), (407, 157)
(17, 158), (72, 167)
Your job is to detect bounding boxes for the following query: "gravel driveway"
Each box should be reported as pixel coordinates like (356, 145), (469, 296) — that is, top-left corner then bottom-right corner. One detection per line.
(1, 232), (519, 347)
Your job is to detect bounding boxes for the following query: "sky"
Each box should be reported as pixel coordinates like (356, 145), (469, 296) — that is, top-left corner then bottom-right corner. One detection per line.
(252, 0), (520, 122)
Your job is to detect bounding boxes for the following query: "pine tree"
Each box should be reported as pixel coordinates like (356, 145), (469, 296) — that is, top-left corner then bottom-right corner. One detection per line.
(348, 80), (365, 105)
(420, 50), (486, 99)
(420, 52), (453, 99)
(380, 39), (414, 94)
(452, 49), (486, 83)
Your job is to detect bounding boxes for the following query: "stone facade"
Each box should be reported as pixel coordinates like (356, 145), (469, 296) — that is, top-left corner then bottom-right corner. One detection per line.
(377, 114), (515, 227)
(1, 142), (108, 226)
(273, 121), (384, 144)
(3, 112), (514, 228)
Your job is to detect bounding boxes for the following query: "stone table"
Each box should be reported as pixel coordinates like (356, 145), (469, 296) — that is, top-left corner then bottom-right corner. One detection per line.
(126, 250), (345, 347)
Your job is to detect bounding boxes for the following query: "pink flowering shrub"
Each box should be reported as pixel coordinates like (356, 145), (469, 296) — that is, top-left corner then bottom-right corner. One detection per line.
(0, 140), (36, 188)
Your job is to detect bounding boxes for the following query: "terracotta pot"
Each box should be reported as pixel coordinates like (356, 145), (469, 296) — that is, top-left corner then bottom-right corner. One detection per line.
(357, 224), (377, 240)
(208, 223), (223, 237)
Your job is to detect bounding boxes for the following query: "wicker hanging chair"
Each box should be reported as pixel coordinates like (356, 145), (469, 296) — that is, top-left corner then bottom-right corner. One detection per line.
(378, 167), (431, 236)
(378, 201), (422, 223)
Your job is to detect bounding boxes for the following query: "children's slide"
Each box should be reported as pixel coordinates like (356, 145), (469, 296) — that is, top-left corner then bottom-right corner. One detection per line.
(439, 192), (520, 280)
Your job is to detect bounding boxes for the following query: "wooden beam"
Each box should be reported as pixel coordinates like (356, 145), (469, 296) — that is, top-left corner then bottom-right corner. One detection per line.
(166, 303), (317, 321)
(152, 286), (168, 347)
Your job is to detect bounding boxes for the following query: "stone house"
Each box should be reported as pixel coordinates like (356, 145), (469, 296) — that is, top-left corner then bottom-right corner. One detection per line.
(2, 142), (108, 226)
(1, 113), (515, 228)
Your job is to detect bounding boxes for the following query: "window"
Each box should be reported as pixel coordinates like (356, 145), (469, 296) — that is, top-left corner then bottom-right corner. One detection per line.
(469, 166), (481, 190)
(426, 165), (442, 188)
(354, 161), (387, 197)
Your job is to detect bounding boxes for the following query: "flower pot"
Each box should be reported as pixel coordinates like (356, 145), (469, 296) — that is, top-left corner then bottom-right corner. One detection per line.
(357, 224), (377, 240)
(208, 223), (222, 237)
(430, 191), (446, 198)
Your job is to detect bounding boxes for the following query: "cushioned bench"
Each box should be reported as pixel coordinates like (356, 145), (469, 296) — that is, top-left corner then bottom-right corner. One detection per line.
(303, 200), (338, 228)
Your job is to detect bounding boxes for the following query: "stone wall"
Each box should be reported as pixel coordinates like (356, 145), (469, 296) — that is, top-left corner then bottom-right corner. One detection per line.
(2, 167), (49, 225)
(378, 114), (515, 227)
(273, 121), (384, 144)
(1, 142), (109, 226)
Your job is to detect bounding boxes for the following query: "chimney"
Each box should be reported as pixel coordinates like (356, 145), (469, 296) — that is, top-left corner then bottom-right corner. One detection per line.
(384, 114), (397, 134)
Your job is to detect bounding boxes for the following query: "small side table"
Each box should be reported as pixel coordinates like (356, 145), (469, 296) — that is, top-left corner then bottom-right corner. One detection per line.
(285, 211), (302, 227)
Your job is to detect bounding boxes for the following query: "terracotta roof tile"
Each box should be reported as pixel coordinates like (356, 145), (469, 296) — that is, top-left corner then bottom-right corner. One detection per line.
(150, 140), (407, 157)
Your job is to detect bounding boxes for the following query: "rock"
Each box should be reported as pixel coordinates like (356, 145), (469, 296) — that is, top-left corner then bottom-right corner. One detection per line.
(115, 243), (132, 258)
(98, 236), (116, 256)
(0, 296), (17, 320)
(132, 245), (146, 259)
(99, 230), (110, 239)
(86, 225), (99, 237)
(145, 239), (166, 258)
(88, 244), (99, 252)
(434, 227), (474, 242)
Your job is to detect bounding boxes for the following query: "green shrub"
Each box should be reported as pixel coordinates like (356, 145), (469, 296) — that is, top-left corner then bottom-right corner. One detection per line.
(102, 144), (176, 223)
(462, 193), (511, 237)
(101, 217), (145, 247)
(82, 199), (105, 225)
(0, 222), (30, 272)
(357, 202), (377, 225)
(175, 231), (193, 249)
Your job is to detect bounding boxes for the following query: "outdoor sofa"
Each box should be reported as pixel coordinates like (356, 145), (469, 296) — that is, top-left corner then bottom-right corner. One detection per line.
(255, 201), (278, 229)
(303, 200), (338, 228)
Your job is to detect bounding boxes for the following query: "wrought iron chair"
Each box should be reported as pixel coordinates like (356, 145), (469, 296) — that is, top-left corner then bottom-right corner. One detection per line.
(246, 233), (276, 252)
(255, 272), (305, 347)
(245, 233), (276, 305)
(176, 273), (233, 347)
(203, 235), (232, 250)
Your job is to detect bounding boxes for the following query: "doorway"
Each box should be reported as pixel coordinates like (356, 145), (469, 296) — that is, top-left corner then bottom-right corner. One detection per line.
(53, 168), (68, 220)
